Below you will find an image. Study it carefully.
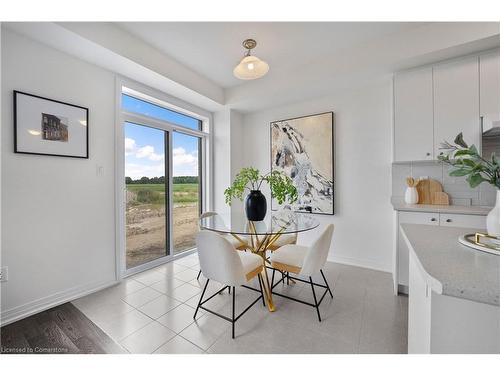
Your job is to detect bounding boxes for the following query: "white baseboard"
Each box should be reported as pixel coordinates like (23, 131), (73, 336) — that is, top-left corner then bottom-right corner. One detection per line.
(328, 254), (392, 273)
(0, 279), (118, 327)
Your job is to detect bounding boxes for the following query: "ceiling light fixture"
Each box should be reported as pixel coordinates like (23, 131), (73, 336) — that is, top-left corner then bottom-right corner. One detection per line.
(233, 39), (269, 80)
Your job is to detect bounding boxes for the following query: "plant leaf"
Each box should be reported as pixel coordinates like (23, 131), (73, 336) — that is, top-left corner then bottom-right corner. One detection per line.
(466, 173), (485, 188)
(454, 133), (468, 148)
(449, 168), (472, 177)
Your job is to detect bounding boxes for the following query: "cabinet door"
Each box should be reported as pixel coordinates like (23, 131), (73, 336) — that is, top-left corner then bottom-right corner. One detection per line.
(394, 68), (434, 162)
(480, 51), (500, 126)
(408, 252), (432, 354)
(439, 213), (486, 229)
(434, 57), (480, 157)
(398, 212), (439, 289)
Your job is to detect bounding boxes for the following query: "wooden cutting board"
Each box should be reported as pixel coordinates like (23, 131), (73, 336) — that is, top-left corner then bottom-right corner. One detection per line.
(416, 178), (449, 205)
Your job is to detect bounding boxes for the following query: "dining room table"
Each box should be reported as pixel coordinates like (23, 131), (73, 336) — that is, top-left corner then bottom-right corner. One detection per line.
(199, 209), (320, 312)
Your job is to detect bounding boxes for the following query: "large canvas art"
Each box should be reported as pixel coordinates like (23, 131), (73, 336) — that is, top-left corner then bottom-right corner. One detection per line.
(271, 112), (334, 214)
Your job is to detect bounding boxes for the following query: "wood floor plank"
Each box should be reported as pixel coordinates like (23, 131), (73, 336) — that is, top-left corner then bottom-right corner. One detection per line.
(1, 303), (125, 354)
(27, 320), (80, 354)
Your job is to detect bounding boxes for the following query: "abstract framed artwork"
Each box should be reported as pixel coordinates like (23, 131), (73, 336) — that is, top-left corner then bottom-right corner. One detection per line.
(14, 91), (89, 158)
(270, 112), (334, 215)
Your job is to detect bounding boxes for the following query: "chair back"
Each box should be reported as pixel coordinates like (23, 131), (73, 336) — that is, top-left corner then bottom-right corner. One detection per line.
(199, 211), (217, 229)
(196, 231), (246, 286)
(300, 224), (334, 276)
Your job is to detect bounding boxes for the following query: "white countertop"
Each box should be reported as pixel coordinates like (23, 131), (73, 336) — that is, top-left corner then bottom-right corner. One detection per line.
(400, 224), (500, 306)
(392, 202), (492, 216)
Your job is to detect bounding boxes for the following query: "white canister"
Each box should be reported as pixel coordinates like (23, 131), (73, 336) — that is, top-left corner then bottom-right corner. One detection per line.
(404, 187), (419, 205)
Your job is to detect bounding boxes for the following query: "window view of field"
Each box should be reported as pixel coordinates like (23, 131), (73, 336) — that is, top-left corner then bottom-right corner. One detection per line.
(123, 102), (202, 269)
(125, 177), (200, 269)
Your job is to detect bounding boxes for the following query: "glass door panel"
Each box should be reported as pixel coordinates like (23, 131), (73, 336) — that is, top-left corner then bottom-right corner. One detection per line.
(172, 132), (202, 254)
(125, 122), (169, 269)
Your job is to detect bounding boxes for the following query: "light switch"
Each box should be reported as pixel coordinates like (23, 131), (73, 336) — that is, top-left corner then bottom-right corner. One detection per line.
(96, 165), (104, 177)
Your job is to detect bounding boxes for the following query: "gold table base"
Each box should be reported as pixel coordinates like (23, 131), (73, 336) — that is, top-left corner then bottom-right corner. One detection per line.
(231, 222), (290, 312)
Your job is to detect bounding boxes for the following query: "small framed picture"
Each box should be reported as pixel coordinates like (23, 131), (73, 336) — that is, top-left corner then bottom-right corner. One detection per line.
(14, 91), (89, 158)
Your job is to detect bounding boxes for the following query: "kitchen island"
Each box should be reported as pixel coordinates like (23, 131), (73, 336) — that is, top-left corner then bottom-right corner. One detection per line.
(400, 224), (500, 354)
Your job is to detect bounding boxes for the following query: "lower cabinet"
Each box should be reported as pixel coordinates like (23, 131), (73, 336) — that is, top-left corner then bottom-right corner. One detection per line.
(396, 211), (486, 294)
(408, 251), (500, 354)
(408, 252), (432, 353)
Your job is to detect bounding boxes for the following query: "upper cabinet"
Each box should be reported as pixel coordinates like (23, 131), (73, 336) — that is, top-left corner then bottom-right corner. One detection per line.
(433, 57), (480, 158)
(393, 54), (485, 163)
(394, 67), (434, 162)
(479, 51), (500, 127)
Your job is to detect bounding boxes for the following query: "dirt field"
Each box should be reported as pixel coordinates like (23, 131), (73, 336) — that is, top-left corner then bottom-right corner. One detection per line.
(126, 203), (199, 269)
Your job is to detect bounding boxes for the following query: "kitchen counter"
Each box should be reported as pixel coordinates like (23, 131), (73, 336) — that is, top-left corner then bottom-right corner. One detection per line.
(392, 201), (492, 216)
(400, 224), (500, 306)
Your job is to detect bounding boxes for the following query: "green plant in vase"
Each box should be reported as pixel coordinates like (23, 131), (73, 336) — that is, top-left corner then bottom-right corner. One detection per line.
(224, 167), (298, 221)
(438, 132), (500, 236)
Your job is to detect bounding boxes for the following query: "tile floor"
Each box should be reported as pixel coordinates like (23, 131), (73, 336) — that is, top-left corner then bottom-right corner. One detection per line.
(72, 253), (408, 354)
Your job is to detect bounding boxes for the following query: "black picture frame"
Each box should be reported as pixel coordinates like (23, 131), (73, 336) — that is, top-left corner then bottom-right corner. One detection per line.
(270, 111), (335, 215)
(13, 90), (89, 159)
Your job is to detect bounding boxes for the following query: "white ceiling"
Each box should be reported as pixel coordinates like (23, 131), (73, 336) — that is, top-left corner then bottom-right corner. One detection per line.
(117, 22), (427, 89)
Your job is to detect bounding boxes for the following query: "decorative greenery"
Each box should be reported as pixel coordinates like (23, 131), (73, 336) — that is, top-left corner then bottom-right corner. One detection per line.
(224, 167), (298, 206)
(438, 132), (500, 189)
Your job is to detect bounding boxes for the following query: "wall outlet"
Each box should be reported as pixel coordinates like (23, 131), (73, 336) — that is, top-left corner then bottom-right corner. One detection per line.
(0, 266), (8, 282)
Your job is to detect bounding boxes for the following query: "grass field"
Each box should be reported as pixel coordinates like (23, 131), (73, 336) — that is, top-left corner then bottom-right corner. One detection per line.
(126, 183), (199, 204)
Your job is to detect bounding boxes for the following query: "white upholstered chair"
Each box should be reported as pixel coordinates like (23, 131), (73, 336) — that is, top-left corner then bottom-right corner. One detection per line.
(196, 211), (248, 280)
(194, 231), (266, 339)
(270, 224), (334, 321)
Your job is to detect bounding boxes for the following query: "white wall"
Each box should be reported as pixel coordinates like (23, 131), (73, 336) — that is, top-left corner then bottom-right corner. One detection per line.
(212, 108), (245, 216)
(242, 81), (394, 271)
(212, 109), (231, 213)
(1, 29), (117, 324)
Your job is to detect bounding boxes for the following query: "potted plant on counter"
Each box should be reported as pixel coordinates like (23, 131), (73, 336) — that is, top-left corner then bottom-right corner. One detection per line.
(439, 132), (500, 236)
(224, 167), (298, 221)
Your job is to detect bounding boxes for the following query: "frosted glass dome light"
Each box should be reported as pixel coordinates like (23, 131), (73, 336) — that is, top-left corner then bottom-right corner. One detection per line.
(233, 39), (269, 80)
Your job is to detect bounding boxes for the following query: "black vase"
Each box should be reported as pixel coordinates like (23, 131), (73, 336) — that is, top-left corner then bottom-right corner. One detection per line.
(245, 190), (267, 221)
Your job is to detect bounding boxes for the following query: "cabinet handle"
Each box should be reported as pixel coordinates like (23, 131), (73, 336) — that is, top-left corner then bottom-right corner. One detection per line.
(446, 219), (452, 223)
(431, 218), (437, 222)
(426, 152), (431, 156)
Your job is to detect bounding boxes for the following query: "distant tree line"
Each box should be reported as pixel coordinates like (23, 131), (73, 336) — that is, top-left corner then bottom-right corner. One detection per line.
(125, 176), (198, 184)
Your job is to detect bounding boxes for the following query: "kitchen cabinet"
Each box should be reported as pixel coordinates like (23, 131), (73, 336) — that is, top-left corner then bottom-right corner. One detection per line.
(397, 212), (438, 291)
(408, 252), (432, 353)
(433, 57), (480, 158)
(395, 211), (486, 294)
(439, 213), (486, 228)
(394, 67), (434, 162)
(480, 51), (500, 128)
(405, 225), (500, 353)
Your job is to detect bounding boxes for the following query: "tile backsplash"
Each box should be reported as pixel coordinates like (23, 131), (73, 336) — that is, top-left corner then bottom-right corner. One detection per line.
(392, 161), (496, 207)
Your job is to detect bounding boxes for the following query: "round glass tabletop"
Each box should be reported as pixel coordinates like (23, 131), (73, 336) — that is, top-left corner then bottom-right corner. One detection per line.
(199, 210), (319, 235)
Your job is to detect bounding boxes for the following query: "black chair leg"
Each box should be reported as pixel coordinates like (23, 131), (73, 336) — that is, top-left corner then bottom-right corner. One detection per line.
(196, 270), (202, 280)
(320, 269), (333, 298)
(287, 272), (290, 285)
(309, 277), (321, 322)
(194, 278), (209, 320)
(271, 268), (275, 288)
(231, 286), (236, 339)
(257, 274), (266, 307)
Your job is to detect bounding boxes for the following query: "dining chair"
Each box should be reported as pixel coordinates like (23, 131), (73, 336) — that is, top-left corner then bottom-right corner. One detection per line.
(194, 231), (266, 339)
(269, 224), (334, 322)
(196, 211), (248, 280)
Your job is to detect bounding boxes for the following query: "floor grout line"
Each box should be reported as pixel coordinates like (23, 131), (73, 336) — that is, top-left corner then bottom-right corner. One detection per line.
(71, 260), (407, 354)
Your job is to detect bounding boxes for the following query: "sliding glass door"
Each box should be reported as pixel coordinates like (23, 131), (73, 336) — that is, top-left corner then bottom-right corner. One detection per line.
(125, 122), (169, 269)
(121, 90), (209, 272)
